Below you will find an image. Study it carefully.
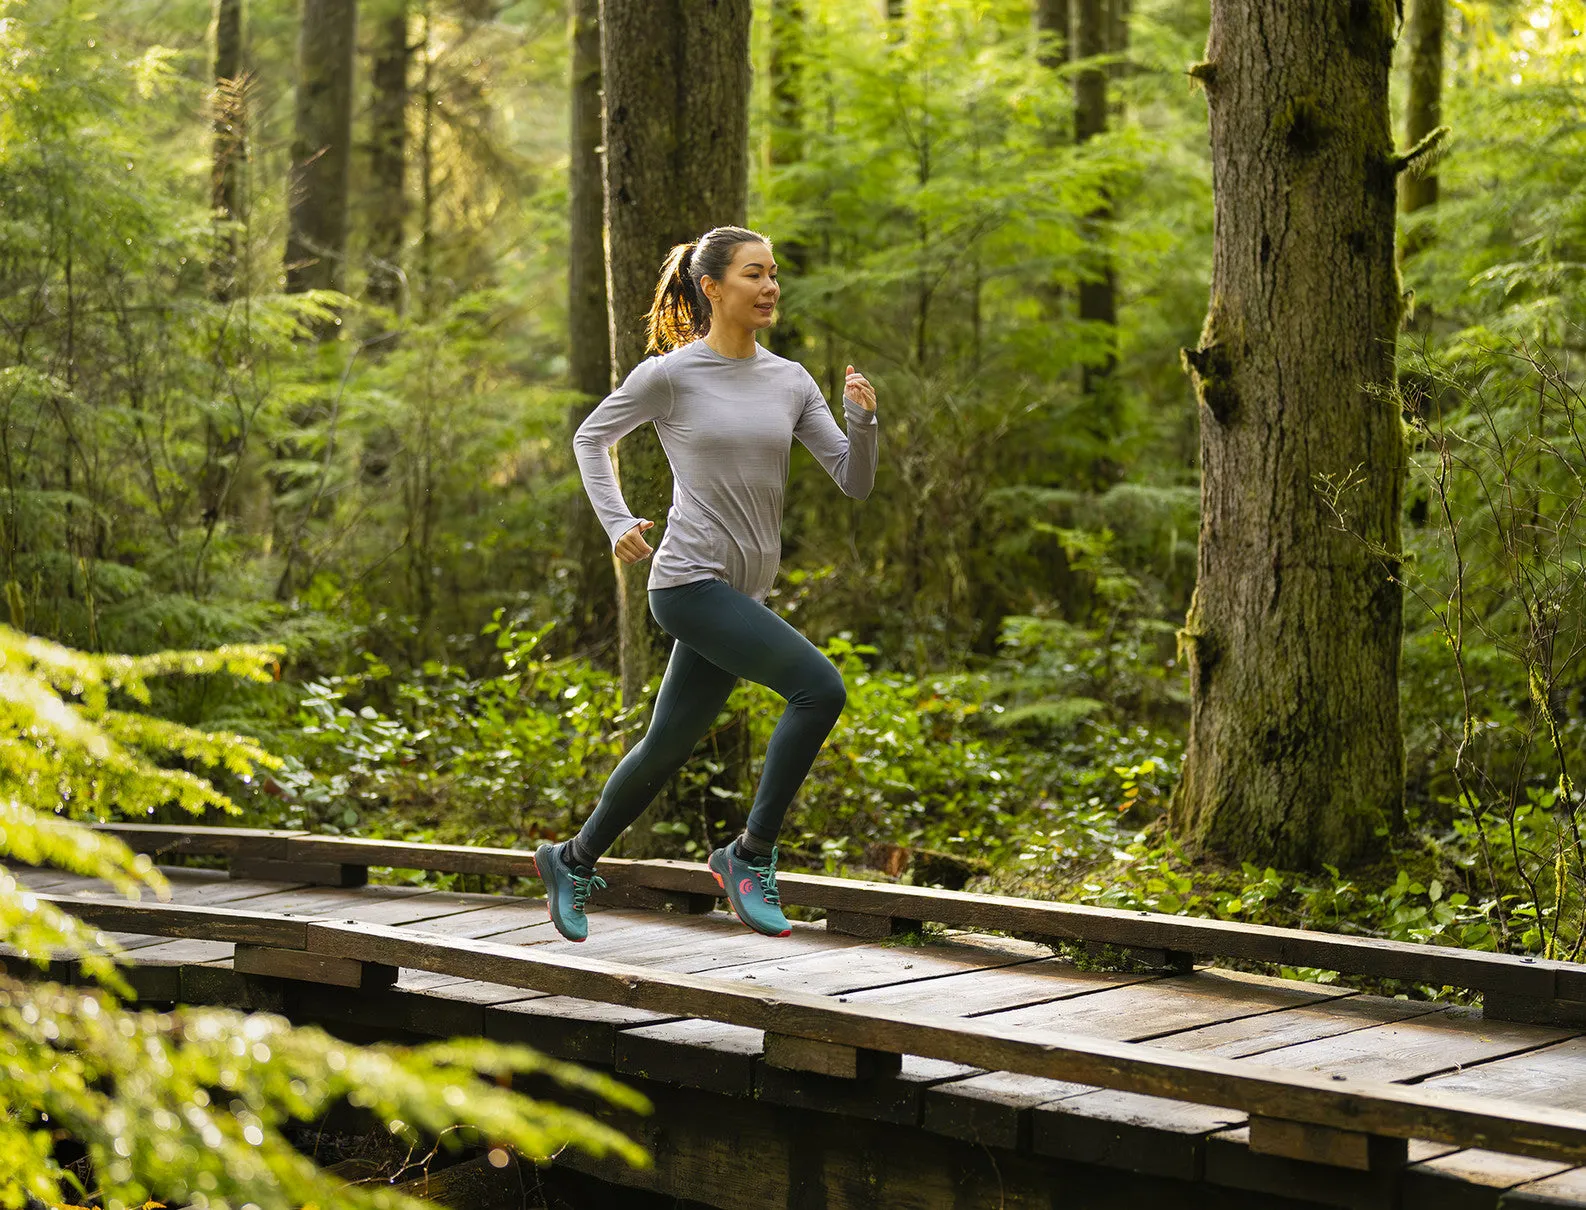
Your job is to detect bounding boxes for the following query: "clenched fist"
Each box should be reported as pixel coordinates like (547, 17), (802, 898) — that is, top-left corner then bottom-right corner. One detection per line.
(615, 519), (655, 564)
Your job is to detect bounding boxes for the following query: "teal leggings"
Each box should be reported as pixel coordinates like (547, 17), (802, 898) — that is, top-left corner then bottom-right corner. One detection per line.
(572, 576), (847, 860)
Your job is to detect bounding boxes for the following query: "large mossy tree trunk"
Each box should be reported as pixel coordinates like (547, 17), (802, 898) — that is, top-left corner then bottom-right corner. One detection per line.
(1169, 0), (1407, 870)
(564, 0), (616, 655)
(600, 0), (751, 718)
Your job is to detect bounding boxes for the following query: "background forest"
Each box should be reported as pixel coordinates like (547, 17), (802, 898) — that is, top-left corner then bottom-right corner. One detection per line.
(3, 0), (1586, 967)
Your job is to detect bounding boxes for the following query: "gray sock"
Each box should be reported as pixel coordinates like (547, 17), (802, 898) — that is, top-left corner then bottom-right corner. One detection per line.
(561, 835), (599, 871)
(733, 830), (775, 861)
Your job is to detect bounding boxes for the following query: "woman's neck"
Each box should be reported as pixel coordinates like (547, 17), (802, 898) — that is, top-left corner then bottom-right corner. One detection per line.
(703, 325), (758, 360)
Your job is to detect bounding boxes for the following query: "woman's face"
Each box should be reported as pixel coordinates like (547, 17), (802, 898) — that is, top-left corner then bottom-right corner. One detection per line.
(702, 240), (779, 333)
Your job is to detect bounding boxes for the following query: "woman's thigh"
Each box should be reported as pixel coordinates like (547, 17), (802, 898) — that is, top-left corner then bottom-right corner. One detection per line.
(649, 578), (841, 702)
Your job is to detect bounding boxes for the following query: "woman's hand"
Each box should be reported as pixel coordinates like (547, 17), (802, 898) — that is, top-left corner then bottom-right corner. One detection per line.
(615, 519), (655, 563)
(844, 364), (876, 412)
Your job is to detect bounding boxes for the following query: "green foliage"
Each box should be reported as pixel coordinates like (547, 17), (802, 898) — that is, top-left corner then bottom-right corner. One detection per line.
(0, 631), (647, 1208)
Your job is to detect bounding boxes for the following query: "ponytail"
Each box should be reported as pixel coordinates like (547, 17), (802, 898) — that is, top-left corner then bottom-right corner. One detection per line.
(646, 242), (707, 355)
(643, 225), (772, 355)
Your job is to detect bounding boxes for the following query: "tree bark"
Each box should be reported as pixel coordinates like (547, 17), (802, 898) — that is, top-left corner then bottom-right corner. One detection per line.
(366, 0), (410, 313)
(1399, 0), (1443, 271)
(1036, 0), (1069, 70)
(767, 0), (808, 361)
(564, 0), (616, 652)
(1170, 0), (1407, 870)
(600, 0), (752, 712)
(284, 0), (356, 313)
(1073, 0), (1119, 486)
(209, 0), (245, 303)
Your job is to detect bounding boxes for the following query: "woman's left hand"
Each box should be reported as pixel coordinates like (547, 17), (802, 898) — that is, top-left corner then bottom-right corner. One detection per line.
(844, 364), (876, 412)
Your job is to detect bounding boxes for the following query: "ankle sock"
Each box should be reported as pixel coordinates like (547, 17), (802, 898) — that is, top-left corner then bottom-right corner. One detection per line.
(733, 831), (775, 862)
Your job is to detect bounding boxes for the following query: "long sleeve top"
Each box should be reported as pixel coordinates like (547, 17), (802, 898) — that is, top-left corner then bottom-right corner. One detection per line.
(572, 337), (879, 604)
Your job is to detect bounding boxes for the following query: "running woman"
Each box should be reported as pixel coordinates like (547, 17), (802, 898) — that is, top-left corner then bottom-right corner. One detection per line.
(535, 225), (879, 942)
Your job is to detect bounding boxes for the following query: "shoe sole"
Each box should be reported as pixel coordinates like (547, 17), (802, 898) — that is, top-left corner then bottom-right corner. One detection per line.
(532, 849), (587, 943)
(710, 862), (791, 938)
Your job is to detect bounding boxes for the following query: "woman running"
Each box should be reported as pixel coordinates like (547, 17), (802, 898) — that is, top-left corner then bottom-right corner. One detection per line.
(536, 225), (879, 942)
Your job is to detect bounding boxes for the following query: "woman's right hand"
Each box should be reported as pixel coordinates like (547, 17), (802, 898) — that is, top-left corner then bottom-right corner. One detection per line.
(614, 519), (656, 563)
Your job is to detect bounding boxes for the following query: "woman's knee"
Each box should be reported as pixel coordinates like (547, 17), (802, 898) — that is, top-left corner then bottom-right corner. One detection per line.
(801, 662), (847, 716)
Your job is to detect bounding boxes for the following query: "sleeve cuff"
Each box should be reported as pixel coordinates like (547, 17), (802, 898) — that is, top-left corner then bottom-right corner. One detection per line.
(843, 398), (878, 426)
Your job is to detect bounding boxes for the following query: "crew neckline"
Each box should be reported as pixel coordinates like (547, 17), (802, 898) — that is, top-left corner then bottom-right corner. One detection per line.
(691, 337), (762, 363)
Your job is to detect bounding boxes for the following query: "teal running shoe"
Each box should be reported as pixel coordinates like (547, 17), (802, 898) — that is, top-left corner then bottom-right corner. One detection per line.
(534, 841), (606, 942)
(708, 843), (791, 937)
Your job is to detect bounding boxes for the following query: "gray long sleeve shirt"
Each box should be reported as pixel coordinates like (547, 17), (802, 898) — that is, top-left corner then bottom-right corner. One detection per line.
(573, 338), (879, 604)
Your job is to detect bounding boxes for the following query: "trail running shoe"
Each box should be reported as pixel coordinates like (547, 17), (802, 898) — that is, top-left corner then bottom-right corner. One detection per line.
(708, 843), (791, 937)
(533, 841), (606, 942)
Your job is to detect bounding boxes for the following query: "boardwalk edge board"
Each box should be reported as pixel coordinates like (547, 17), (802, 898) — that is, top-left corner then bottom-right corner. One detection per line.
(34, 891), (1586, 1169)
(87, 823), (1586, 1014)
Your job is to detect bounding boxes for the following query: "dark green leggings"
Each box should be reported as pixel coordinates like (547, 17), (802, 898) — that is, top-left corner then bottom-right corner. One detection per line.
(572, 576), (847, 860)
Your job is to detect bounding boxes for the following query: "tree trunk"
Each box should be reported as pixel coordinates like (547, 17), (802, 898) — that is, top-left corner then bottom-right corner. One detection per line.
(600, 0), (752, 713)
(1073, 0), (1119, 486)
(1170, 0), (1406, 870)
(285, 0), (356, 310)
(1036, 0), (1069, 70)
(203, 0), (247, 529)
(366, 0), (410, 313)
(564, 0), (616, 653)
(767, 0), (808, 360)
(1035, 0), (1070, 327)
(1399, 0), (1443, 275)
(209, 0), (245, 302)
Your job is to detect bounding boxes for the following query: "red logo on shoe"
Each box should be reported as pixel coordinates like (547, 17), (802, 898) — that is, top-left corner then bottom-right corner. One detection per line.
(739, 877), (755, 895)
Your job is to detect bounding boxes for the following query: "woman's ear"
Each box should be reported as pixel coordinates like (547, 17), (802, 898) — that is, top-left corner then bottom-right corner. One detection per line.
(700, 275), (719, 306)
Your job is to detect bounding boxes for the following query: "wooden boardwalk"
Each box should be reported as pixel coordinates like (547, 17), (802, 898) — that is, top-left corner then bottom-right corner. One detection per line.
(11, 825), (1586, 1208)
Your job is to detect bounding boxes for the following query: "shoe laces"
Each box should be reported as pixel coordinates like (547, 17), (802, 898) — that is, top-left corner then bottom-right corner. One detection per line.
(570, 867), (607, 912)
(746, 846), (781, 906)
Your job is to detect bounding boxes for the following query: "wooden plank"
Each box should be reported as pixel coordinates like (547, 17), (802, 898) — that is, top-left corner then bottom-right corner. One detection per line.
(763, 1032), (902, 1079)
(233, 944), (396, 989)
(1507, 1167), (1586, 1206)
(1026, 993), (1444, 1181)
(754, 1054), (979, 1128)
(1401, 1149), (1575, 1210)
(285, 833), (539, 878)
(1205, 1127), (1457, 1210)
(840, 956), (1153, 1015)
(485, 995), (678, 1065)
(229, 857), (367, 887)
(971, 967), (1347, 1040)
(616, 1019), (764, 1095)
(1033, 1087), (1244, 1182)
(293, 975), (545, 1040)
(825, 908), (922, 939)
(144, 870), (317, 906)
(699, 934), (1038, 997)
(1423, 1035), (1586, 1109)
(93, 824), (309, 859)
(1248, 1115), (1408, 1171)
(42, 894), (307, 947)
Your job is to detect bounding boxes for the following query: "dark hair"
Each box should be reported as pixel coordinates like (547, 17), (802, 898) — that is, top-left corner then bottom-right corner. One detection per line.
(645, 225), (771, 355)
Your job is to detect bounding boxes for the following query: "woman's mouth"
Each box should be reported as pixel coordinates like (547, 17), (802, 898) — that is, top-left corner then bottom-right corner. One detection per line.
(755, 302), (775, 314)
